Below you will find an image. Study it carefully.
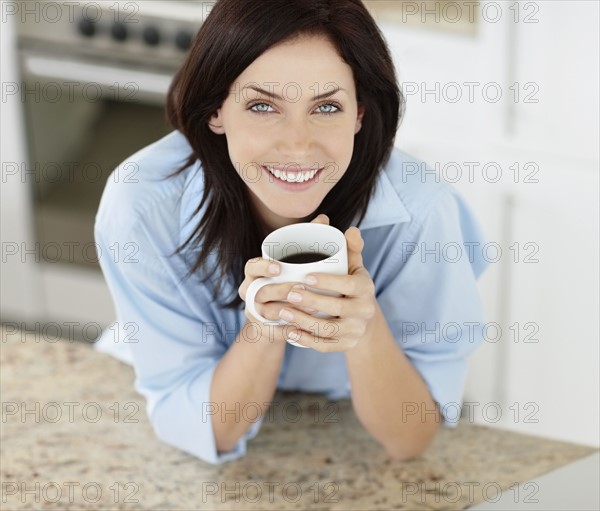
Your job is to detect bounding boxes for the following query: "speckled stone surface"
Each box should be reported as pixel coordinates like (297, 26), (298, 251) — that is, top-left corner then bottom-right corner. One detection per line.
(1, 327), (597, 510)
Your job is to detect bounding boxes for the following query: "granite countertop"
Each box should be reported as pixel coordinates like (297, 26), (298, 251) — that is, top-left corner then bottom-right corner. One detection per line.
(1, 326), (597, 510)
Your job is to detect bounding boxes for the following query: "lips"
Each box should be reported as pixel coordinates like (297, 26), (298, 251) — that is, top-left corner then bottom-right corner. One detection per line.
(262, 165), (324, 183)
(260, 165), (324, 190)
(266, 165), (317, 173)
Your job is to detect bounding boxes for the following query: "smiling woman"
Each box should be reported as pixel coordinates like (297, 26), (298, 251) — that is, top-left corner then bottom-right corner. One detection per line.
(94, 0), (489, 467)
(205, 35), (365, 230)
(165, 0), (402, 305)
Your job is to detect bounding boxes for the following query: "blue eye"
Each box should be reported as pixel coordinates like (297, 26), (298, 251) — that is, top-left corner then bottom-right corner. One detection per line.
(249, 102), (273, 115)
(248, 102), (342, 116)
(316, 103), (342, 115)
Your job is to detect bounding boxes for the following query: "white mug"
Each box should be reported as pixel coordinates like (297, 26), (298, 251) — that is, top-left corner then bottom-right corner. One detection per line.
(245, 223), (348, 348)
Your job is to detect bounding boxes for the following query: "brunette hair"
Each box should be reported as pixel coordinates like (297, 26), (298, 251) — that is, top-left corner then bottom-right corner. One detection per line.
(165, 0), (404, 310)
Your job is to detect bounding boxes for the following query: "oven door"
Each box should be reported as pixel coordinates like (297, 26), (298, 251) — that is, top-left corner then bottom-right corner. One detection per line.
(16, 48), (176, 340)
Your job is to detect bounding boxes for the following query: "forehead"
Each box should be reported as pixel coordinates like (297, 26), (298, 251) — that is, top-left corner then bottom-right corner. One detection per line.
(235, 35), (355, 92)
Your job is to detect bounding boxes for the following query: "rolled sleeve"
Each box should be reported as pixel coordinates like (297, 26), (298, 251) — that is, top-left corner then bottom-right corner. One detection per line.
(150, 364), (266, 464)
(95, 224), (263, 464)
(377, 188), (490, 427)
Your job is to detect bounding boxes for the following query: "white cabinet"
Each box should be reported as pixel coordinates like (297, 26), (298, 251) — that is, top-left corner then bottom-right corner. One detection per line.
(501, 158), (599, 445)
(489, 1), (599, 446)
(380, 0), (599, 446)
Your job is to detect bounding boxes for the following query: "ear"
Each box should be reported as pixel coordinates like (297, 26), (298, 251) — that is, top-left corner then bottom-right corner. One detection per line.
(355, 103), (365, 134)
(208, 109), (226, 135)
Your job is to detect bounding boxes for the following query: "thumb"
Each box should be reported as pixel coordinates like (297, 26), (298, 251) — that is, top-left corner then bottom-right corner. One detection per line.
(346, 226), (365, 274)
(311, 214), (330, 225)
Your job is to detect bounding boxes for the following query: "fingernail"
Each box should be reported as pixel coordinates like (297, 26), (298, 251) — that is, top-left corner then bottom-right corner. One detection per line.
(288, 331), (301, 340)
(287, 292), (302, 303)
(279, 309), (294, 321)
(303, 275), (317, 285)
(269, 263), (280, 275)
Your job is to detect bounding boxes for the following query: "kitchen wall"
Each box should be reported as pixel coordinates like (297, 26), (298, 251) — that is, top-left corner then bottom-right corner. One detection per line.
(375, 0), (599, 447)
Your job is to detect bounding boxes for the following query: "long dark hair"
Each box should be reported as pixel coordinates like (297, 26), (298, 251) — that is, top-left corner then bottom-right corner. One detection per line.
(165, 0), (404, 310)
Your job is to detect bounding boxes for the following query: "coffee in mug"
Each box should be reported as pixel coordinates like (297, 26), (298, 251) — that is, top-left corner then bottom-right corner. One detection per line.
(245, 223), (348, 348)
(279, 252), (331, 264)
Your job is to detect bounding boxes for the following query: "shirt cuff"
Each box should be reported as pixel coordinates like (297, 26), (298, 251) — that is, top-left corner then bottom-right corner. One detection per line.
(93, 321), (134, 366)
(143, 362), (266, 465)
(408, 357), (467, 428)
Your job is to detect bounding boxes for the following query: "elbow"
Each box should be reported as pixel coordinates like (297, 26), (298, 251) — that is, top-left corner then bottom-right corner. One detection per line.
(215, 435), (238, 454)
(385, 445), (426, 462)
(382, 426), (440, 461)
(213, 422), (244, 454)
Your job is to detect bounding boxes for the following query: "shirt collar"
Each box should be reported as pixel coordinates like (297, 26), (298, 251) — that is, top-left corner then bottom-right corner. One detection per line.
(352, 162), (411, 230)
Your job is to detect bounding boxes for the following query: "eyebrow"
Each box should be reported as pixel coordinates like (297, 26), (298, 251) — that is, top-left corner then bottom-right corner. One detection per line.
(243, 85), (346, 101)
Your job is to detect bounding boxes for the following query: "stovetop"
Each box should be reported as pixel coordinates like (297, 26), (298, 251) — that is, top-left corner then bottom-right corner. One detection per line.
(15, 1), (209, 69)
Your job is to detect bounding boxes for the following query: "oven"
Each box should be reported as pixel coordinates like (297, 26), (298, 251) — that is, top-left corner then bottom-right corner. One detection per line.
(4, 1), (209, 340)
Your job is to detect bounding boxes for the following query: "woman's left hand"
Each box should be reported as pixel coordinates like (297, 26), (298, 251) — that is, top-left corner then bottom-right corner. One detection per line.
(278, 221), (377, 352)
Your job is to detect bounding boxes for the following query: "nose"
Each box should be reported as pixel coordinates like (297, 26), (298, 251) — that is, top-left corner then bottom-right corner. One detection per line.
(276, 115), (313, 161)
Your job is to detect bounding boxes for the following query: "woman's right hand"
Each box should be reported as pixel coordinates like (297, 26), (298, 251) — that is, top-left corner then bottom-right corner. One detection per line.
(238, 214), (329, 343)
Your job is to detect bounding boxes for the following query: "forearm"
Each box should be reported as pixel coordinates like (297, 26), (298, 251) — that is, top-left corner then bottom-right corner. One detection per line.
(210, 319), (286, 452)
(345, 302), (441, 459)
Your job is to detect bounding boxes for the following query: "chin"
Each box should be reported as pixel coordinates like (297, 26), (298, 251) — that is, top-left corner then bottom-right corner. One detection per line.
(281, 212), (313, 221)
(267, 201), (315, 216)
(273, 210), (314, 223)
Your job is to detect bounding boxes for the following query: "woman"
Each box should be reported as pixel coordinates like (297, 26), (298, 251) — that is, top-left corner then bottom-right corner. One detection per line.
(95, 0), (489, 465)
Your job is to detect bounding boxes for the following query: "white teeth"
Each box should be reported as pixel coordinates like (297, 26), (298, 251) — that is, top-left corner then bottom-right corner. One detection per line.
(264, 165), (318, 183)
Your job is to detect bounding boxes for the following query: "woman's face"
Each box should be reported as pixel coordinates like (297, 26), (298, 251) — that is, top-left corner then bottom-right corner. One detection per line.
(209, 34), (365, 233)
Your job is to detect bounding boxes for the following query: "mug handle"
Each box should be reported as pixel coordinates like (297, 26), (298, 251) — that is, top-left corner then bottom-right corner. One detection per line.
(245, 277), (281, 325)
(244, 277), (309, 349)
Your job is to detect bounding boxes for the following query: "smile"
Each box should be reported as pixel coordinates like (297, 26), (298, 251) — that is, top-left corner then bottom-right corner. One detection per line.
(263, 164), (321, 183)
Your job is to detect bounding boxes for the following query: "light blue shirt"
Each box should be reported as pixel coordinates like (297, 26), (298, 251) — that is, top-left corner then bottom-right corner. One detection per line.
(94, 130), (489, 465)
